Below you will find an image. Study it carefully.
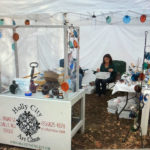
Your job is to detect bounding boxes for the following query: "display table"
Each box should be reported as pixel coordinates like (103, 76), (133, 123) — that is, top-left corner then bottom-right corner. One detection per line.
(0, 89), (85, 150)
(112, 81), (138, 95)
(112, 81), (150, 136)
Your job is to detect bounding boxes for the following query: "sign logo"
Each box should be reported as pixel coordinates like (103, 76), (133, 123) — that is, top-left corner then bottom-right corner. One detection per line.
(12, 104), (42, 142)
(16, 111), (40, 137)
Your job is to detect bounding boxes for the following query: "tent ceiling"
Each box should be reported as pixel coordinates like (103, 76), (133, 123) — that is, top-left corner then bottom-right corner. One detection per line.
(0, 0), (150, 17)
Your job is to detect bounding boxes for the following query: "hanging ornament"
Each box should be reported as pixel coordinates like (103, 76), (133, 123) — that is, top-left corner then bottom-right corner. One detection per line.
(140, 15), (146, 23)
(0, 19), (4, 25)
(70, 31), (74, 37)
(61, 82), (69, 92)
(73, 30), (78, 38)
(25, 19), (30, 25)
(12, 20), (16, 25)
(123, 15), (131, 24)
(69, 41), (74, 48)
(73, 40), (78, 48)
(12, 43), (15, 50)
(70, 62), (74, 70)
(134, 85), (142, 93)
(67, 79), (72, 88)
(13, 33), (19, 41)
(144, 94), (149, 102)
(139, 73), (145, 81)
(131, 73), (140, 81)
(0, 32), (2, 38)
(144, 52), (150, 60)
(139, 94), (143, 101)
(143, 62), (148, 70)
(106, 16), (111, 24)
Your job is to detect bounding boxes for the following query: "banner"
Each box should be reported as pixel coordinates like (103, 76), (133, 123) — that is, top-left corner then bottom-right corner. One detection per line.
(0, 95), (71, 150)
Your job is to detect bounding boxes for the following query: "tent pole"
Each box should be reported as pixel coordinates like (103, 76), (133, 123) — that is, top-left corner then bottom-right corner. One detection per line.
(63, 13), (69, 98)
(64, 25), (68, 82)
(64, 13), (68, 82)
(13, 28), (19, 78)
(76, 28), (80, 91)
(63, 13), (68, 81)
(0, 25), (79, 28)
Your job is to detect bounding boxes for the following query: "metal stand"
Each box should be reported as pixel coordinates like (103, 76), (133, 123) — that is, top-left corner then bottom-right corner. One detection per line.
(122, 97), (144, 148)
(122, 126), (143, 148)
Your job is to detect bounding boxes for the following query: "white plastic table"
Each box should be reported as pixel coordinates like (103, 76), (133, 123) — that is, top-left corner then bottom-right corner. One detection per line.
(0, 89), (85, 150)
(112, 81), (150, 136)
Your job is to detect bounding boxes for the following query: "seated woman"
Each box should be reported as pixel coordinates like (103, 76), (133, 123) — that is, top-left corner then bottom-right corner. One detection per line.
(95, 54), (116, 96)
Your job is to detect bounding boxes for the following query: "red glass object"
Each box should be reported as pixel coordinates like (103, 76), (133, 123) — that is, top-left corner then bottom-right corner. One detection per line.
(29, 80), (37, 93)
(139, 73), (145, 81)
(13, 33), (19, 41)
(73, 40), (78, 48)
(140, 15), (146, 23)
(25, 20), (30, 25)
(61, 82), (69, 92)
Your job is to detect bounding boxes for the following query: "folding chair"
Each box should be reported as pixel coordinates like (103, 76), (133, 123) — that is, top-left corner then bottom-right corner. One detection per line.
(107, 60), (126, 90)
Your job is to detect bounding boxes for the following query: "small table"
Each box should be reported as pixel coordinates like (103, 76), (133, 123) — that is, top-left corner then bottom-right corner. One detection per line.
(112, 81), (150, 136)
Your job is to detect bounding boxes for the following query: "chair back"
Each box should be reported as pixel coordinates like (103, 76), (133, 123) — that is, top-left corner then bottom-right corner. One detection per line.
(113, 60), (126, 76)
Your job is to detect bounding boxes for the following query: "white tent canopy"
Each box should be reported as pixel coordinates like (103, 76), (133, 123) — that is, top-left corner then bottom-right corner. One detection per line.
(0, 0), (150, 84)
(0, 0), (150, 16)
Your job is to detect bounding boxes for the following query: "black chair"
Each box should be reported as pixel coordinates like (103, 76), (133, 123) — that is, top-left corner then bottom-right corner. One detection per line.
(113, 60), (126, 76)
(107, 60), (126, 90)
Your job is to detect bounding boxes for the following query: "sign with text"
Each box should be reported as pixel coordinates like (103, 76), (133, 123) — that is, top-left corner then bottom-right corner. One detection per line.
(0, 95), (71, 150)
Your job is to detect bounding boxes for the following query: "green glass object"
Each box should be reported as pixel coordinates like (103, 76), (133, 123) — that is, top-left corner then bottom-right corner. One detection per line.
(0, 19), (4, 25)
(106, 16), (111, 24)
(69, 41), (74, 49)
(12, 43), (15, 50)
(143, 62), (148, 70)
(13, 20), (16, 25)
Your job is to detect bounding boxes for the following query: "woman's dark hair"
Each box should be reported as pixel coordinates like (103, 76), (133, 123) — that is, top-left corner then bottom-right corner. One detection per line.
(103, 54), (112, 64)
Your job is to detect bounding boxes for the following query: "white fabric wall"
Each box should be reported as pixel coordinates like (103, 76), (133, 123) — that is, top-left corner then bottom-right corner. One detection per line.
(0, 18), (64, 85)
(80, 25), (150, 70)
(17, 27), (64, 77)
(1, 0), (150, 86)
(1, 22), (150, 85)
(0, 28), (15, 84)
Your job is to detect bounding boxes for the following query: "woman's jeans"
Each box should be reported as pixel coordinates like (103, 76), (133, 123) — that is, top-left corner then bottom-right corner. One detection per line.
(95, 78), (113, 95)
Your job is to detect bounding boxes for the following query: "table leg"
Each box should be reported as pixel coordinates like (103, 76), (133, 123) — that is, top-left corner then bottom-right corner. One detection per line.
(122, 127), (130, 142)
(141, 94), (150, 135)
(117, 93), (129, 119)
(117, 93), (137, 119)
(80, 94), (85, 133)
